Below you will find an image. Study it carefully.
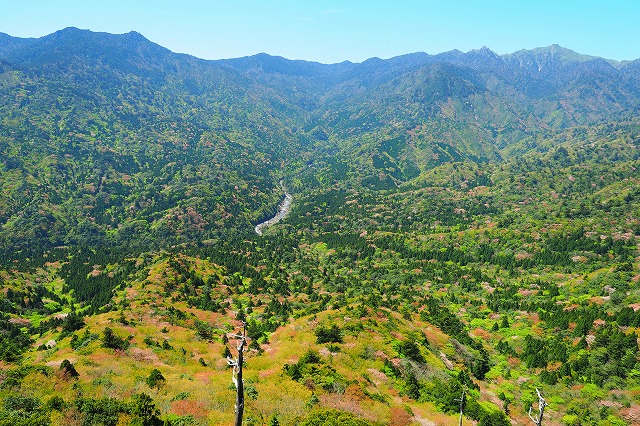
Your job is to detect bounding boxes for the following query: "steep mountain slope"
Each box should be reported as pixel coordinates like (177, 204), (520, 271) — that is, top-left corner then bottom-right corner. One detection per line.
(0, 28), (312, 260)
(292, 45), (640, 189)
(0, 33), (36, 57)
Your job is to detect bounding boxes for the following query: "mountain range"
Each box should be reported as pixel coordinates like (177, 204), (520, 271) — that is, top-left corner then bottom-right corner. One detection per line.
(1, 27), (639, 255)
(1, 27), (640, 426)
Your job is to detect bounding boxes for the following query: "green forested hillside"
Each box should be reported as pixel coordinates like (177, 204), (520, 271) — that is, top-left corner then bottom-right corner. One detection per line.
(1, 28), (640, 425)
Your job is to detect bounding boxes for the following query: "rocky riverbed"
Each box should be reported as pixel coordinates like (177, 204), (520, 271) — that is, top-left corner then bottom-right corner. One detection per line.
(254, 191), (292, 236)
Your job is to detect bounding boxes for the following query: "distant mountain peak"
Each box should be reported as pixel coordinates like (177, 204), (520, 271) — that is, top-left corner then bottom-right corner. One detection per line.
(504, 44), (619, 67)
(47, 26), (95, 38)
(1, 26), (178, 76)
(477, 46), (495, 54)
(55, 26), (83, 33)
(43, 27), (150, 44)
(122, 30), (155, 44)
(533, 44), (591, 60)
(469, 46), (501, 59)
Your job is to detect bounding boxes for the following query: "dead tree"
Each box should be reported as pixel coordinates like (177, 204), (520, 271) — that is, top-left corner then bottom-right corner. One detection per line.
(227, 321), (247, 426)
(455, 387), (466, 426)
(528, 388), (548, 426)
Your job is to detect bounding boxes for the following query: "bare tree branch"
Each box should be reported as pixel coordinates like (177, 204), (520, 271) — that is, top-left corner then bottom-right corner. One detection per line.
(226, 321), (247, 426)
(528, 388), (548, 426)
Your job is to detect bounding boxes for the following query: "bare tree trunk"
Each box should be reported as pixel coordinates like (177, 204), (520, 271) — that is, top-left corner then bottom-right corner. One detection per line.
(528, 388), (547, 426)
(227, 322), (247, 426)
(235, 335), (245, 426)
(456, 387), (466, 426)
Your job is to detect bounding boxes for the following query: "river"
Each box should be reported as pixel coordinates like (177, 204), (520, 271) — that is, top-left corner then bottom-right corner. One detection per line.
(254, 191), (293, 236)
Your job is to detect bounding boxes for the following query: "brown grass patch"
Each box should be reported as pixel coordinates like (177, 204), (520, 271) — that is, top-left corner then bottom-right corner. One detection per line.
(621, 405), (640, 425)
(344, 384), (367, 402)
(257, 366), (281, 379)
(46, 359), (68, 369)
(471, 328), (490, 340)
(422, 326), (448, 346)
(439, 352), (454, 370)
(529, 312), (540, 324)
(319, 393), (374, 422)
(9, 318), (31, 326)
(389, 406), (412, 426)
(515, 252), (533, 260)
(129, 348), (159, 364)
(193, 370), (217, 383)
(366, 368), (388, 385)
(390, 331), (404, 340)
(170, 399), (208, 418)
(507, 356), (520, 367)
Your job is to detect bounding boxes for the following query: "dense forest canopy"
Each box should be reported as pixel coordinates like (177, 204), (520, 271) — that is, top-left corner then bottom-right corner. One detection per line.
(1, 28), (640, 425)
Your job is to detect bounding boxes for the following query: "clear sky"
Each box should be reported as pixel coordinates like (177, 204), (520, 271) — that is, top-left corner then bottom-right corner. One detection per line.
(1, 0), (638, 63)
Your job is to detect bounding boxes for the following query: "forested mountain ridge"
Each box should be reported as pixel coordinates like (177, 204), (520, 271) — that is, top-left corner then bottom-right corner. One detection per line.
(1, 28), (640, 426)
(0, 28), (311, 258)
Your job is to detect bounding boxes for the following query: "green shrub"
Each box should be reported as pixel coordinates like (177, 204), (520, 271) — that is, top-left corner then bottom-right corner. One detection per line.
(131, 393), (162, 426)
(315, 324), (343, 344)
(146, 369), (166, 390)
(75, 397), (127, 426)
(59, 359), (79, 379)
(101, 327), (129, 350)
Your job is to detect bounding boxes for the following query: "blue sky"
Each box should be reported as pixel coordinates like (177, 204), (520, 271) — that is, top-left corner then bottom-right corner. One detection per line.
(1, 0), (638, 63)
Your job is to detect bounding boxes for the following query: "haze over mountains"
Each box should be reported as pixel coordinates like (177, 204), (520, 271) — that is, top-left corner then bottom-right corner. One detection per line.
(1, 27), (640, 426)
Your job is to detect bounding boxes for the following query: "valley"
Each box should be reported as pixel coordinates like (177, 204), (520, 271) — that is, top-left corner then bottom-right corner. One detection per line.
(0, 28), (639, 426)
(255, 186), (293, 236)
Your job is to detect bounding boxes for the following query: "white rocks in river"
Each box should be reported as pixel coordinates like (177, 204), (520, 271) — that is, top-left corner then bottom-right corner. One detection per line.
(255, 192), (292, 236)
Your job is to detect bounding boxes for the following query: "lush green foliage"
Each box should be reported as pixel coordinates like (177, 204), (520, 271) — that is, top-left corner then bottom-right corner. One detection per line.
(145, 369), (166, 390)
(1, 28), (640, 425)
(101, 327), (130, 350)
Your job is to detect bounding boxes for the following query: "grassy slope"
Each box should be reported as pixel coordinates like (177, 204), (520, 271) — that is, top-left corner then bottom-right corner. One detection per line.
(18, 255), (469, 425)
